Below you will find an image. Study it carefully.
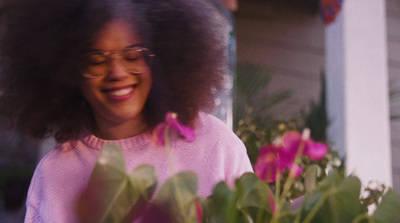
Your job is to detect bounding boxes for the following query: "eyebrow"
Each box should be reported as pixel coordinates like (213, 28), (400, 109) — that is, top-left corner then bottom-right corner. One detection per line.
(86, 43), (144, 53)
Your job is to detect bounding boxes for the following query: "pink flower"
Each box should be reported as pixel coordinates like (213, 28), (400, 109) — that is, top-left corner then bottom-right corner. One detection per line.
(255, 129), (328, 183)
(283, 130), (328, 161)
(153, 112), (196, 146)
(254, 145), (288, 183)
(195, 199), (203, 223)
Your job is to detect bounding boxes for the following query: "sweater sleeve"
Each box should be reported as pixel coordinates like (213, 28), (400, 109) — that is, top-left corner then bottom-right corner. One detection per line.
(198, 113), (253, 186)
(24, 161), (43, 223)
(223, 128), (254, 186)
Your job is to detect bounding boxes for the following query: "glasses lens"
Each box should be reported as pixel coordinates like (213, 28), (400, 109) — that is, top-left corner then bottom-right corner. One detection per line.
(81, 47), (153, 78)
(122, 48), (148, 74)
(82, 53), (108, 78)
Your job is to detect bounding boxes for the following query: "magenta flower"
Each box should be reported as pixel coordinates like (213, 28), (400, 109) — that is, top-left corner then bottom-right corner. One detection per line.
(195, 199), (203, 223)
(255, 129), (328, 183)
(282, 130), (328, 161)
(254, 145), (294, 183)
(153, 112), (196, 146)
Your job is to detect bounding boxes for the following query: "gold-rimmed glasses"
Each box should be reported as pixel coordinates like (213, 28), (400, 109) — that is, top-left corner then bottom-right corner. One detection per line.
(80, 46), (155, 79)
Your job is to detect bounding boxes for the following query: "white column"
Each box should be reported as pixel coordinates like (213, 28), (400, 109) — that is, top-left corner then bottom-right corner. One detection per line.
(326, 0), (392, 186)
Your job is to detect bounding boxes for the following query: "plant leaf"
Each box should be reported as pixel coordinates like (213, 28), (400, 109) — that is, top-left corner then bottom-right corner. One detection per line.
(205, 181), (241, 223)
(299, 174), (367, 223)
(76, 144), (157, 223)
(149, 171), (199, 223)
(373, 189), (400, 223)
(235, 173), (273, 222)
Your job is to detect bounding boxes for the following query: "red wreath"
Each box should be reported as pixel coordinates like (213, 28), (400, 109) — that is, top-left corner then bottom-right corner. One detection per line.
(321, 0), (343, 25)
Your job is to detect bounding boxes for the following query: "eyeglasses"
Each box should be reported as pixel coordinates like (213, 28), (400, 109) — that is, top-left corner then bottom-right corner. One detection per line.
(80, 46), (155, 79)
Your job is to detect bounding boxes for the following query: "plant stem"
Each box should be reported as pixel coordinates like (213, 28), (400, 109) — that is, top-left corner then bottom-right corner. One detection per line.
(164, 127), (190, 223)
(277, 211), (295, 221)
(302, 188), (336, 223)
(255, 200), (265, 223)
(276, 140), (306, 216)
(293, 210), (302, 223)
(270, 170), (281, 223)
(352, 214), (375, 223)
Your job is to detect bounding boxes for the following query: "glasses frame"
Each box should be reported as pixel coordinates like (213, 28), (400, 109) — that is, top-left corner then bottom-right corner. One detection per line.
(80, 46), (155, 79)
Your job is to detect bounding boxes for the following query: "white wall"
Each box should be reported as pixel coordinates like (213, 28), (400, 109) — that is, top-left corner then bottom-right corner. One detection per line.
(326, 0), (393, 187)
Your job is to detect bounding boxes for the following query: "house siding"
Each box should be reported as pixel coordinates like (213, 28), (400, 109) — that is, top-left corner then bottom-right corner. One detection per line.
(387, 0), (400, 193)
(235, 0), (324, 118)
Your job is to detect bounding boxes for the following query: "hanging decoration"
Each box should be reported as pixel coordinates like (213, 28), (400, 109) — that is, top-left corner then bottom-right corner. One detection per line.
(321, 0), (343, 25)
(219, 0), (238, 12)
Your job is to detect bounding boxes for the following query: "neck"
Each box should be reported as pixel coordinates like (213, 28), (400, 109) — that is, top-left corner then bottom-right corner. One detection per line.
(93, 117), (148, 140)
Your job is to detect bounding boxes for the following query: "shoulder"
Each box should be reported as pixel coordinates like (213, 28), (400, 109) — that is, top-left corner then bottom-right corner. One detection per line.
(195, 112), (235, 137)
(31, 139), (98, 181)
(35, 141), (75, 169)
(27, 138), (98, 198)
(193, 112), (253, 179)
(193, 112), (247, 159)
(25, 140), (94, 223)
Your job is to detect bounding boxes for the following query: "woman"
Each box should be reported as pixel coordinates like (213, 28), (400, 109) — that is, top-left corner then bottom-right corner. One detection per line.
(0, 0), (253, 222)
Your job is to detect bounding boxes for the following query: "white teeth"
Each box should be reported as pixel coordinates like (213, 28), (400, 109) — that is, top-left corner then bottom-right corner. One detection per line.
(109, 87), (133, 96)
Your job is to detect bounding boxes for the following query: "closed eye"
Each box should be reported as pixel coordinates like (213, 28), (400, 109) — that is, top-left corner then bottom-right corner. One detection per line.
(86, 54), (107, 66)
(123, 49), (143, 62)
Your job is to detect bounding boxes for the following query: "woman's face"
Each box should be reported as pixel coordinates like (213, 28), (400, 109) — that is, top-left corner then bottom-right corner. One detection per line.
(80, 20), (152, 139)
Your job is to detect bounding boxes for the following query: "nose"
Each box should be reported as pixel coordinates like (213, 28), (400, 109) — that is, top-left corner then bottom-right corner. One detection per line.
(106, 58), (129, 80)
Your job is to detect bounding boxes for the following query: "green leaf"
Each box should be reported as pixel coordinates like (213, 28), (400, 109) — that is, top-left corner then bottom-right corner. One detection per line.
(235, 173), (273, 223)
(76, 144), (157, 223)
(333, 176), (367, 222)
(373, 189), (400, 223)
(129, 164), (158, 200)
(299, 174), (367, 223)
(153, 171), (199, 223)
(205, 181), (241, 223)
(236, 62), (273, 98)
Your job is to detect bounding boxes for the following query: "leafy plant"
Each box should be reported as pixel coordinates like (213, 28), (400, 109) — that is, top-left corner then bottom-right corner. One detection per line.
(77, 138), (400, 223)
(302, 72), (328, 142)
(76, 113), (400, 222)
(234, 62), (292, 164)
(234, 65), (340, 200)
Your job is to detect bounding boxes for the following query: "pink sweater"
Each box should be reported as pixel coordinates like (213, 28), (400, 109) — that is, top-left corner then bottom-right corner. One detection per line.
(24, 113), (253, 222)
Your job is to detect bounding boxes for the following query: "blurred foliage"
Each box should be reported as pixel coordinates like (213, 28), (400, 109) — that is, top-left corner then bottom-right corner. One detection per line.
(277, 149), (343, 201)
(233, 62), (292, 164)
(79, 144), (400, 223)
(302, 72), (328, 142)
(234, 64), (340, 201)
(233, 63), (330, 163)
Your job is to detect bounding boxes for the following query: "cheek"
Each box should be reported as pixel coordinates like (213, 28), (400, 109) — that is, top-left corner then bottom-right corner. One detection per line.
(80, 81), (99, 105)
(146, 75), (153, 93)
(140, 72), (153, 96)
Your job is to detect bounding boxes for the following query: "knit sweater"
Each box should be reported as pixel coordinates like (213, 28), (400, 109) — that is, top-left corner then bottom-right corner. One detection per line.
(24, 113), (253, 223)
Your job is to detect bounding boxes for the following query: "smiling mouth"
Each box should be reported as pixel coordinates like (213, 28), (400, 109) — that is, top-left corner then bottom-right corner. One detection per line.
(109, 87), (133, 96)
(103, 85), (136, 98)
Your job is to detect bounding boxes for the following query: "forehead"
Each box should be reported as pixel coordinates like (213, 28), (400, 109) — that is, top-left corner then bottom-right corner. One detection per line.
(91, 20), (141, 50)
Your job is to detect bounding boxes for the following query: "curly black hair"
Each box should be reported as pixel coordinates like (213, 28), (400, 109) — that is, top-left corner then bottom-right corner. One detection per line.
(0, 0), (229, 142)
